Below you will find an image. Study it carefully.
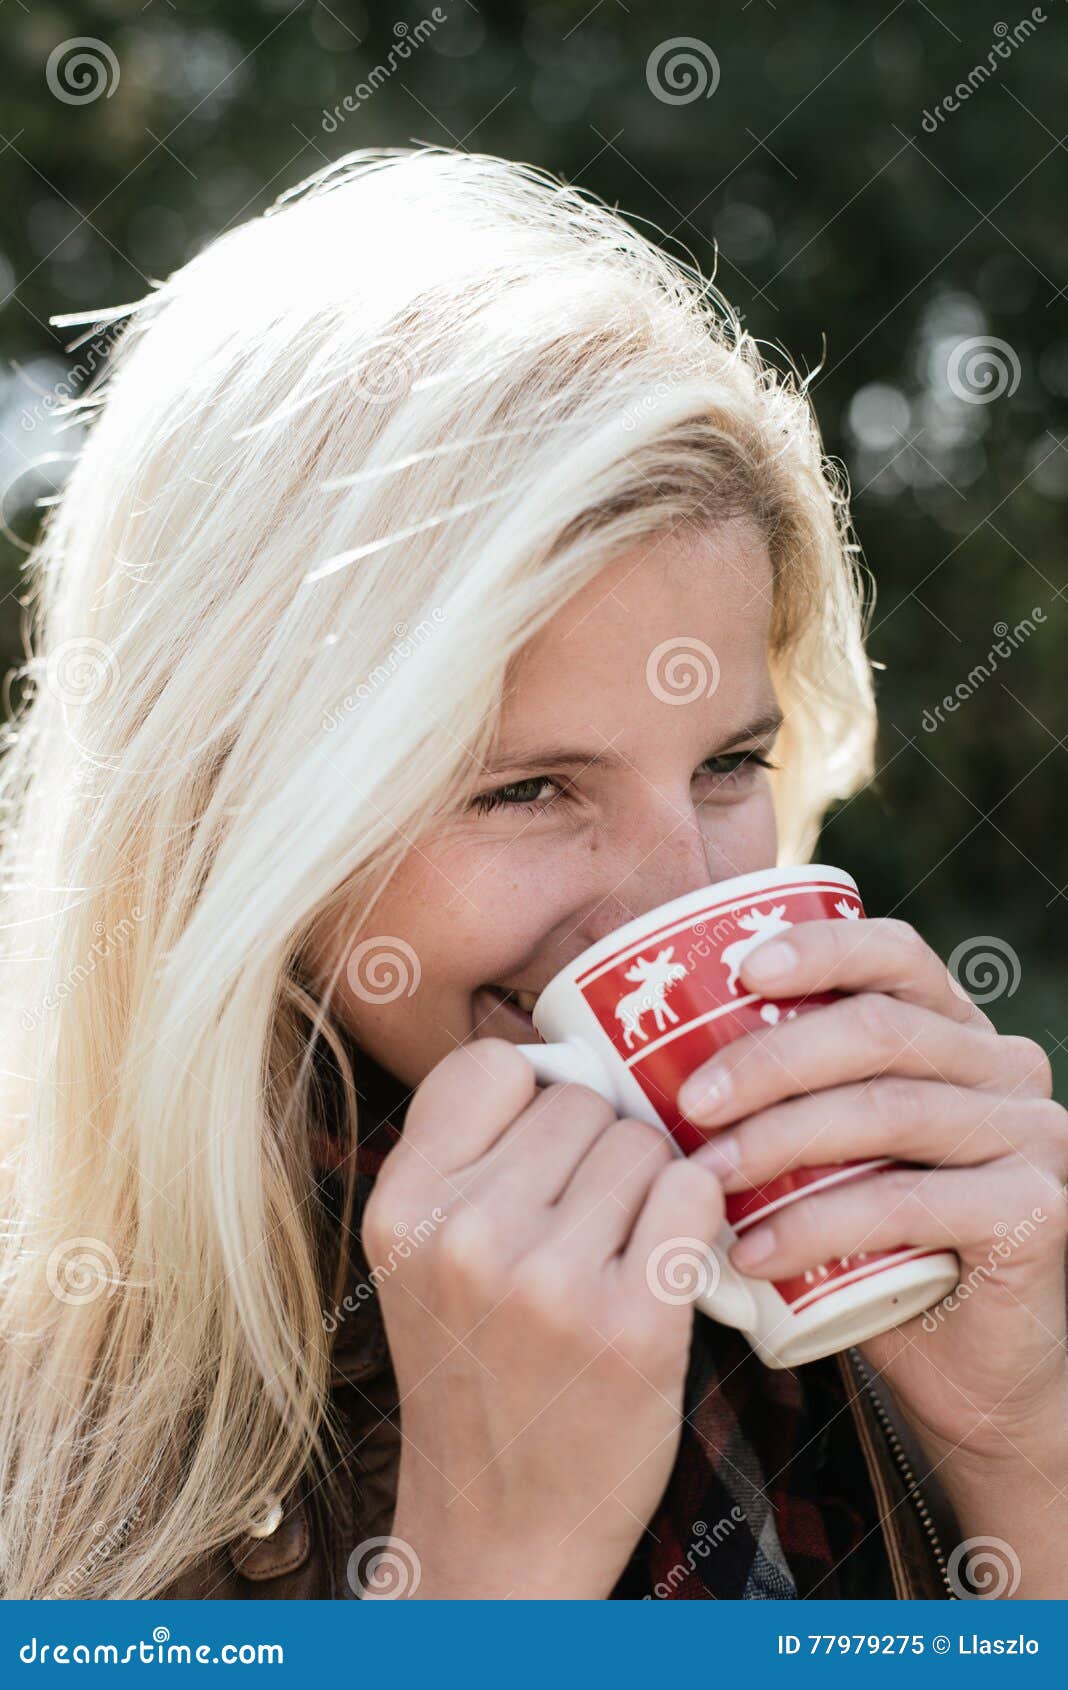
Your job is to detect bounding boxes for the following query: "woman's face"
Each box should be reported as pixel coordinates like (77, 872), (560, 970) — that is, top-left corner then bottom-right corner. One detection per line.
(307, 516), (782, 1090)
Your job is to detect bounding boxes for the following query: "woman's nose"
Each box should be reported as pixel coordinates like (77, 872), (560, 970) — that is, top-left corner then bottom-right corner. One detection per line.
(577, 809), (733, 948)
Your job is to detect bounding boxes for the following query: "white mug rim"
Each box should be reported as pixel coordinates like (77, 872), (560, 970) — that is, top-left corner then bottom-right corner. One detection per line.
(532, 861), (858, 1030)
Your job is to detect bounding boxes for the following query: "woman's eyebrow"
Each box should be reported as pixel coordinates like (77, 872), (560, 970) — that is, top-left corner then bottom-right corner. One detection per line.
(485, 708), (785, 774)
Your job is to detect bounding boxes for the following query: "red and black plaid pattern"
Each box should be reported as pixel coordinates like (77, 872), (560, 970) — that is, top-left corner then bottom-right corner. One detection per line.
(310, 1040), (893, 1600)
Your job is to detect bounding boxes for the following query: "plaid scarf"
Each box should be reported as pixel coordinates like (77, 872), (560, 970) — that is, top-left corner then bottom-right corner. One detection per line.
(311, 1040), (893, 1600)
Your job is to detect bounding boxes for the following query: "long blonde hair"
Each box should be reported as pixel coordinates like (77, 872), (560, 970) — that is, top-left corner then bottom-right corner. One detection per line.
(0, 146), (875, 1597)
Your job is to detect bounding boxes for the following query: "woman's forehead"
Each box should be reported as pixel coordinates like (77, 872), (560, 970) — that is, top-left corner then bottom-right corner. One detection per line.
(530, 520), (771, 645)
(504, 522), (775, 714)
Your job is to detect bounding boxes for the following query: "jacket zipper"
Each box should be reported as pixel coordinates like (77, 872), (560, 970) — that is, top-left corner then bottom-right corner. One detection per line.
(844, 1346), (957, 1600)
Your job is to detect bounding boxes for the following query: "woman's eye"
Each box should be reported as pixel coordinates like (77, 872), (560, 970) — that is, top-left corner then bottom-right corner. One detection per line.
(471, 776), (563, 815)
(697, 749), (778, 786)
(470, 750), (777, 817)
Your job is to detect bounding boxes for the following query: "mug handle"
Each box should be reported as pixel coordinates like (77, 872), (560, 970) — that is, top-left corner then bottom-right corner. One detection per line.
(514, 1037), (616, 1095)
(514, 1040), (759, 1335)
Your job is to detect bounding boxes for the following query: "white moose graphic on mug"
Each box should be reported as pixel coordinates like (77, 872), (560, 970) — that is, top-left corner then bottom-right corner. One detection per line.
(613, 947), (688, 1050)
(719, 903), (794, 995)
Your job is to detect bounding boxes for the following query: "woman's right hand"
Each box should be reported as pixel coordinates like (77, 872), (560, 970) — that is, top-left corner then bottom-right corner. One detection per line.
(359, 1037), (726, 1600)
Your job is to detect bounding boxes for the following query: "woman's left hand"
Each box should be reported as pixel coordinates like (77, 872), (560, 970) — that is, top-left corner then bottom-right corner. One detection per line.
(680, 917), (1068, 1468)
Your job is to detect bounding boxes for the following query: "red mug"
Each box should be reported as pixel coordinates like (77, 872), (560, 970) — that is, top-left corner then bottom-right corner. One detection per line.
(515, 864), (959, 1368)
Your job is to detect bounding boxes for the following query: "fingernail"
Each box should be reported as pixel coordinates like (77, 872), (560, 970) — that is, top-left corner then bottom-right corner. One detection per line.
(732, 1225), (776, 1268)
(678, 1066), (732, 1122)
(743, 939), (797, 983)
(693, 1133), (740, 1181)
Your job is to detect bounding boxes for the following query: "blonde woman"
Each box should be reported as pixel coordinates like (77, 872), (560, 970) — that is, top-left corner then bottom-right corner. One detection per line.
(0, 148), (1064, 1602)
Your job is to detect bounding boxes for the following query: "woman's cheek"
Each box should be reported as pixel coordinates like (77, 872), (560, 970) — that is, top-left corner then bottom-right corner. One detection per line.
(695, 791), (778, 876)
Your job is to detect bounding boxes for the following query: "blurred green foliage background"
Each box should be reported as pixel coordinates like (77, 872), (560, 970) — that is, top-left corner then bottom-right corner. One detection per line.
(1, 0), (1064, 1092)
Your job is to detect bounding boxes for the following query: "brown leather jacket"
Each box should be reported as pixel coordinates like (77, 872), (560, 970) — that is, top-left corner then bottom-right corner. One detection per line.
(158, 1274), (961, 1601)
